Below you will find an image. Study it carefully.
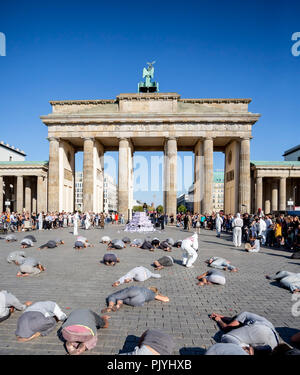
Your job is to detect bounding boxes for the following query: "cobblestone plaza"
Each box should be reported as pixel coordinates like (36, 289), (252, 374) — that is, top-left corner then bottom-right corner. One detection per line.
(0, 226), (299, 355)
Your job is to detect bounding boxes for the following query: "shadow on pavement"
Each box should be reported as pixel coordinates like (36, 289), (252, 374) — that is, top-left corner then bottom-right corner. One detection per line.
(118, 334), (140, 354)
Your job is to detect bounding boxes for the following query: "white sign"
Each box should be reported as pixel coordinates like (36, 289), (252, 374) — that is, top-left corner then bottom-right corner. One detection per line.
(287, 200), (294, 206)
(5, 201), (10, 206)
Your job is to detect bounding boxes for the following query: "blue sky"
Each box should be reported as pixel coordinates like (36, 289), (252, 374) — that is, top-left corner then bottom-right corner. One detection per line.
(0, 0), (299, 206)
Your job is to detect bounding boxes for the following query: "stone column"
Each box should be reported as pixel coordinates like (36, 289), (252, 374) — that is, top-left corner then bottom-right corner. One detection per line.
(194, 139), (204, 214)
(16, 176), (24, 213)
(239, 137), (251, 213)
(271, 179), (278, 212)
(37, 176), (47, 213)
(118, 138), (130, 220)
(128, 144), (134, 220)
(0, 176), (3, 213)
(203, 137), (213, 214)
(164, 138), (177, 217)
(48, 137), (60, 212)
(32, 177), (37, 213)
(279, 177), (286, 211)
(24, 177), (32, 213)
(264, 179), (271, 214)
(255, 176), (263, 213)
(83, 137), (95, 212)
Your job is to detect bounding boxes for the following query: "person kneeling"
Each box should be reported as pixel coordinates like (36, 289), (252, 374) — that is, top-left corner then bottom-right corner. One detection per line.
(61, 309), (110, 355)
(102, 253), (120, 266)
(15, 301), (66, 342)
(153, 256), (174, 270)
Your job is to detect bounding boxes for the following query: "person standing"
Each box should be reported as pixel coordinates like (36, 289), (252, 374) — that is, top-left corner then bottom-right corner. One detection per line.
(38, 212), (43, 231)
(85, 212), (91, 230)
(159, 214), (165, 230)
(73, 211), (79, 236)
(232, 213), (243, 247)
(215, 213), (223, 238)
(181, 233), (198, 268)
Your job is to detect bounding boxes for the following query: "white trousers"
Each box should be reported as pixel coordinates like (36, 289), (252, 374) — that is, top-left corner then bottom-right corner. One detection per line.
(182, 244), (198, 267)
(233, 227), (242, 247)
(73, 221), (78, 236)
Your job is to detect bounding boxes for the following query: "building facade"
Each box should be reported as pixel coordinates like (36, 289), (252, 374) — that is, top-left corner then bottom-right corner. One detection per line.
(41, 93), (260, 219)
(212, 170), (224, 212)
(283, 144), (300, 161)
(75, 171), (83, 211)
(0, 141), (26, 162)
(103, 173), (118, 212)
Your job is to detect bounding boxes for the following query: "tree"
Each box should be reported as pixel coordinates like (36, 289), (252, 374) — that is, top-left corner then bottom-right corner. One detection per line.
(133, 205), (144, 212)
(177, 205), (187, 213)
(156, 205), (164, 213)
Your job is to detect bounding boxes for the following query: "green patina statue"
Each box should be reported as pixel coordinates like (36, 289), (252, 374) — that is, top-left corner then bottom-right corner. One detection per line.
(138, 61), (159, 93)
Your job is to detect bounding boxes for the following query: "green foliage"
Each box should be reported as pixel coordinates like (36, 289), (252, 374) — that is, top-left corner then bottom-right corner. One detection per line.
(133, 205), (144, 212)
(156, 205), (164, 213)
(177, 205), (187, 213)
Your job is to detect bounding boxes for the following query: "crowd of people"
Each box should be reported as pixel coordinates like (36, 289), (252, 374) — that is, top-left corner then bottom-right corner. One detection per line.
(0, 211), (127, 232)
(0, 205), (300, 356)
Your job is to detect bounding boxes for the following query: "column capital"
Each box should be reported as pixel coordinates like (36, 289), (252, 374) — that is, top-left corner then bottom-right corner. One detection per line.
(47, 136), (59, 142)
(240, 136), (252, 141)
(82, 136), (94, 141)
(204, 136), (214, 141)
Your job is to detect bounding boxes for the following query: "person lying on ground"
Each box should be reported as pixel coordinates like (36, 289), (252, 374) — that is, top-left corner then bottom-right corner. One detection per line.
(122, 237), (131, 244)
(196, 269), (226, 286)
(107, 239), (126, 249)
(173, 240), (182, 248)
(139, 240), (155, 251)
(39, 240), (58, 250)
(100, 236), (111, 244)
(153, 256), (174, 270)
(15, 301), (67, 342)
(205, 342), (254, 355)
(151, 238), (160, 249)
(102, 253), (120, 266)
(6, 251), (26, 264)
(20, 238), (34, 248)
(130, 238), (143, 247)
(205, 257), (238, 272)
(61, 308), (110, 355)
(112, 266), (161, 287)
(24, 235), (37, 243)
(5, 234), (17, 242)
(120, 329), (175, 355)
(157, 240), (172, 252)
(16, 257), (46, 277)
(101, 286), (169, 313)
(209, 311), (279, 351)
(76, 236), (89, 244)
(54, 238), (64, 245)
(74, 240), (95, 249)
(0, 290), (32, 323)
(265, 271), (300, 294)
(165, 238), (174, 247)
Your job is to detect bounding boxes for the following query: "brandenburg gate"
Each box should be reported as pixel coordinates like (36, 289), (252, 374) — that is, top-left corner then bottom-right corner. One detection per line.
(41, 65), (260, 219)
